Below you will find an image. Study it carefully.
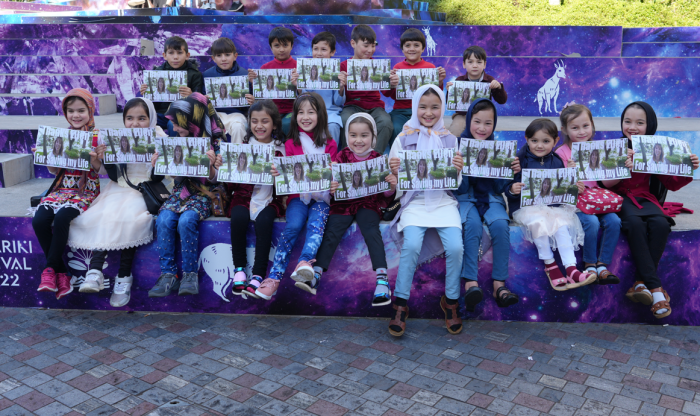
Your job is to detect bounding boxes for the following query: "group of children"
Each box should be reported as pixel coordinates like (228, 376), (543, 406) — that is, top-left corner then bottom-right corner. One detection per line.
(31, 24), (699, 336)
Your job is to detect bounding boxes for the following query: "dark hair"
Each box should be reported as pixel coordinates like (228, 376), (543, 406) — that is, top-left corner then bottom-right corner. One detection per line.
(62, 96), (89, 114)
(400, 28), (426, 49)
(525, 118), (559, 140)
(123, 98), (150, 124)
(210, 37), (237, 56)
(268, 26), (294, 47)
(462, 45), (487, 63)
(164, 36), (188, 53)
(312, 31), (336, 52)
(290, 92), (330, 148)
(351, 24), (376, 44)
(245, 100), (286, 147)
(471, 100), (495, 118)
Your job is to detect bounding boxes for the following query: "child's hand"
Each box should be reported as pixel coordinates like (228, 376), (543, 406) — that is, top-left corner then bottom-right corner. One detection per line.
(567, 158), (576, 168)
(95, 144), (106, 160)
(245, 93), (255, 106)
(490, 79), (502, 90)
(89, 147), (102, 170)
(151, 152), (159, 168)
(206, 149), (216, 166)
(389, 69), (399, 88)
(577, 181), (585, 194)
(385, 173), (397, 191)
(452, 151), (464, 171)
(437, 67), (447, 83)
(290, 69), (299, 87)
(270, 164), (280, 177)
(140, 84), (148, 95)
(248, 69), (257, 83)
(179, 86), (192, 98)
(510, 182), (524, 195)
(338, 71), (347, 89)
(330, 181), (339, 194)
(625, 149), (634, 169)
(511, 156), (521, 174)
(389, 157), (400, 175)
(31, 146), (36, 153)
(445, 81), (453, 90)
(215, 154), (223, 169)
(691, 154), (699, 170)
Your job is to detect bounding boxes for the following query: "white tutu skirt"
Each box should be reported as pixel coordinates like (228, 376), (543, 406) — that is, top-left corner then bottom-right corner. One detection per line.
(68, 181), (154, 251)
(512, 204), (584, 251)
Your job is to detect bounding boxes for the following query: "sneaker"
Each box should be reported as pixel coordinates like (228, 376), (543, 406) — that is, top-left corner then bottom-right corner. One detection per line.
(56, 273), (73, 299)
(110, 275), (133, 307)
(38, 268), (57, 292)
(232, 268), (247, 296)
(178, 272), (199, 296)
(294, 272), (320, 295)
(79, 269), (104, 293)
(290, 260), (314, 283)
(245, 275), (263, 299)
(148, 273), (179, 297)
(255, 278), (279, 300)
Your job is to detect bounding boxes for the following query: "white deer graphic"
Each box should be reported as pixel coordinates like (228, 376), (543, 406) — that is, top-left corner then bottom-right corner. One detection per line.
(422, 27), (436, 57)
(535, 60), (567, 114)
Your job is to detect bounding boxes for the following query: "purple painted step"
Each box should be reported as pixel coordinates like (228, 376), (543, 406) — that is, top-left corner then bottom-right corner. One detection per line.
(0, 39), (141, 56)
(0, 1), (81, 12)
(0, 93), (116, 115)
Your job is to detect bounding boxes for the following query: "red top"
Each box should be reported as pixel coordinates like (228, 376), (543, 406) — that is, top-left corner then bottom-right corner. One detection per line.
(340, 60), (385, 110)
(330, 148), (396, 216)
(454, 72), (508, 115)
(382, 59), (441, 110)
(226, 149), (286, 218)
(284, 137), (338, 202)
(606, 171), (691, 216)
(261, 57), (297, 115)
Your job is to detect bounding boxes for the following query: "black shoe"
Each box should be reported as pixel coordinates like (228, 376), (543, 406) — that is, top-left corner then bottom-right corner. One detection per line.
(494, 286), (519, 308)
(178, 272), (199, 296)
(148, 273), (179, 297)
(464, 286), (483, 312)
(229, 1), (243, 11)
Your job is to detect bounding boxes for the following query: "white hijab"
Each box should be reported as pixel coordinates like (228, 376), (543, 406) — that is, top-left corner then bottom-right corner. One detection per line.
(344, 113), (377, 157)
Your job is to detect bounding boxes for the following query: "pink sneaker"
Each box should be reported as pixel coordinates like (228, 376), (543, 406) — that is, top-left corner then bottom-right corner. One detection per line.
(290, 260), (315, 283)
(254, 278), (279, 300)
(56, 273), (73, 299)
(38, 268), (57, 292)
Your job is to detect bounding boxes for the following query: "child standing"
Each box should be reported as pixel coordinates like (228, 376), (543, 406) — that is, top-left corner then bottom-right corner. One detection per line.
(556, 104), (621, 285)
(34, 89), (104, 299)
(388, 84), (464, 336)
(302, 113), (397, 304)
(506, 119), (593, 291)
(260, 92), (337, 300)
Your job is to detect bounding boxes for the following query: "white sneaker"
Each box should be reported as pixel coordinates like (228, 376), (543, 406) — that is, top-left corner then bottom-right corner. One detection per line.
(79, 269), (104, 293)
(110, 275), (133, 307)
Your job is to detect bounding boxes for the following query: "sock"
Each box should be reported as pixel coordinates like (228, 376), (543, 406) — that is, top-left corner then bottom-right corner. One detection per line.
(445, 297), (457, 305)
(635, 283), (651, 296)
(310, 266), (323, 288)
(565, 265), (586, 283)
(394, 297), (407, 307)
(374, 269), (390, 300)
(652, 291), (668, 314)
(596, 264), (608, 273)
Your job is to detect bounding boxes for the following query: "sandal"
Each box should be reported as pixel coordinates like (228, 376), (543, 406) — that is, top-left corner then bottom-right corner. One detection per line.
(544, 263), (568, 291)
(495, 286), (519, 308)
(650, 288), (672, 319)
(440, 296), (463, 335)
(625, 281), (653, 305)
(596, 268), (620, 285)
(372, 277), (392, 307)
(388, 303), (409, 337)
(565, 266), (596, 289)
(463, 286), (483, 312)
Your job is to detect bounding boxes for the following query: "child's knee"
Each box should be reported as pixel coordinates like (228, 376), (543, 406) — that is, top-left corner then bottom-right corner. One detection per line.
(489, 219), (510, 238)
(605, 213), (622, 229)
(177, 212), (199, 233)
(621, 215), (643, 233)
(156, 211), (177, 229)
(463, 216), (483, 239)
(647, 215), (671, 232)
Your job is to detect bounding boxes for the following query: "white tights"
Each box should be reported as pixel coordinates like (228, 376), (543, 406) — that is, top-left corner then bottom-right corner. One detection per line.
(533, 226), (576, 266)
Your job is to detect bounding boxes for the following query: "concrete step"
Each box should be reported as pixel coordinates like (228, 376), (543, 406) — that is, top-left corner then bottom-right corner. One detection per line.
(0, 93), (116, 115)
(0, 153), (33, 188)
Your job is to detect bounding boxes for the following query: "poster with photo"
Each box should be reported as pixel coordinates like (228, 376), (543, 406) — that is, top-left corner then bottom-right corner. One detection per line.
(274, 154), (332, 195)
(397, 149), (459, 191)
(34, 125), (93, 171)
(395, 68), (439, 100)
(332, 156), (391, 200)
(99, 128), (156, 164)
(631, 135), (694, 177)
(459, 139), (517, 179)
(521, 168), (578, 208)
(218, 143), (274, 185)
(296, 58), (341, 90)
(154, 137), (211, 178)
(204, 76), (249, 108)
(446, 81), (491, 111)
(571, 139), (630, 181)
(346, 59), (391, 91)
(143, 70), (186, 102)
(252, 69), (296, 99)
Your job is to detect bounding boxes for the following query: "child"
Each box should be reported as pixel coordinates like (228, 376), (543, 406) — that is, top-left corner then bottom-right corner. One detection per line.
(203, 37), (254, 144)
(603, 101), (699, 319)
(259, 92), (337, 300)
(68, 97), (168, 307)
(302, 113), (397, 304)
(384, 28), (446, 147)
(148, 93), (225, 297)
(457, 99), (519, 310)
(33, 89), (104, 299)
(506, 119), (593, 291)
(556, 104), (621, 284)
(248, 27), (299, 136)
(387, 85), (465, 336)
(139, 36), (204, 130)
(447, 46), (507, 138)
(339, 25), (392, 153)
(227, 100), (287, 298)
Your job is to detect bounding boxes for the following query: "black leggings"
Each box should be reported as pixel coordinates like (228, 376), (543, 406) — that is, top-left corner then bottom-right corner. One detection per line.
(32, 205), (81, 273)
(315, 209), (387, 271)
(89, 247), (138, 277)
(230, 205), (277, 277)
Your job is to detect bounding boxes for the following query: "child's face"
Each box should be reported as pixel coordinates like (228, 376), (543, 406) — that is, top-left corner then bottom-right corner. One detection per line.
(622, 107), (647, 139)
(463, 54), (486, 80)
(172, 124), (189, 137)
(296, 100), (318, 132)
(163, 47), (189, 69)
(66, 99), (90, 129)
(565, 113), (593, 144)
(527, 130), (558, 157)
(124, 105), (150, 128)
(312, 41), (335, 59)
(250, 110), (273, 143)
(469, 108), (495, 140)
(347, 122), (373, 155)
(402, 40), (424, 64)
(213, 52), (237, 71)
(416, 93), (442, 128)
(350, 39), (376, 59)
(270, 39), (292, 61)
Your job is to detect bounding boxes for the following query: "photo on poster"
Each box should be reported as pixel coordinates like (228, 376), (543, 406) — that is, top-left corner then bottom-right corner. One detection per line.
(154, 137), (211, 177)
(397, 149), (459, 191)
(332, 156), (391, 200)
(252, 69), (296, 99)
(296, 58), (341, 90)
(395, 68), (440, 100)
(446, 81), (491, 111)
(520, 168), (578, 208)
(143, 70), (187, 102)
(631, 135), (694, 177)
(571, 139), (630, 180)
(274, 154), (332, 195)
(346, 59), (391, 91)
(218, 143), (274, 185)
(34, 126), (93, 171)
(459, 139), (517, 179)
(99, 128), (156, 164)
(205, 76), (249, 108)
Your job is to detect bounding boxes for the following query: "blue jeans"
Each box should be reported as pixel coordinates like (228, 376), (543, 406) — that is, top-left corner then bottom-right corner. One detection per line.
(576, 211), (621, 266)
(395, 226), (463, 301)
(462, 206), (510, 281)
(157, 209), (200, 275)
(269, 198), (329, 280)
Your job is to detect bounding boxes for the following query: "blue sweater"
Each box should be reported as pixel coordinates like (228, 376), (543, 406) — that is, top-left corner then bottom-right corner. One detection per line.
(202, 62), (249, 115)
(506, 145), (565, 216)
